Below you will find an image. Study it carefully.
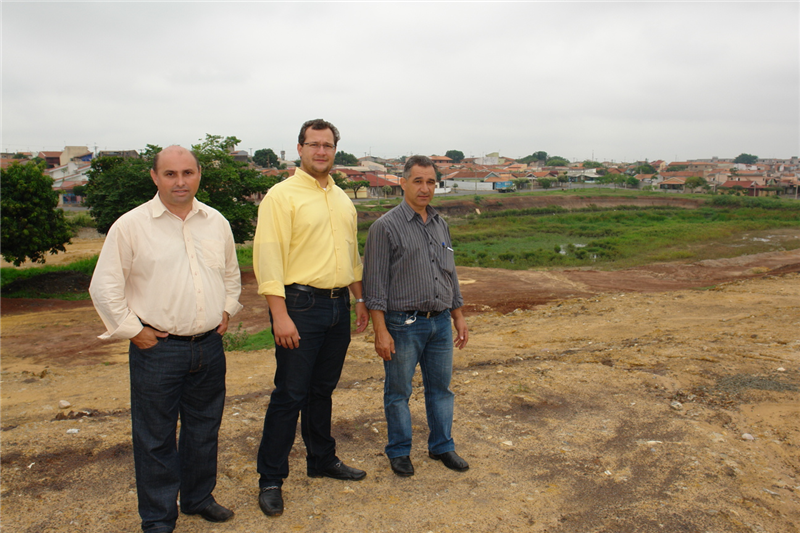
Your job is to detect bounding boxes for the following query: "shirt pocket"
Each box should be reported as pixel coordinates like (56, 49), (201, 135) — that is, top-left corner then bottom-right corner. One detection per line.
(200, 239), (225, 270)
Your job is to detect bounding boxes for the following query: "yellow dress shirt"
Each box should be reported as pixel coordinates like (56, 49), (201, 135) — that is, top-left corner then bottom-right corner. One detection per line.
(253, 168), (363, 298)
(89, 194), (243, 339)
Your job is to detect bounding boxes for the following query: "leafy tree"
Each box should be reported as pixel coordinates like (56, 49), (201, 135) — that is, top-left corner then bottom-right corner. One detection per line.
(294, 159), (301, 167)
(512, 178), (529, 190)
(1, 161), (73, 265)
(518, 151), (548, 165)
(538, 177), (554, 189)
(582, 160), (605, 169)
(733, 153), (758, 165)
(445, 150), (465, 163)
(85, 136), (275, 242)
(545, 156), (569, 167)
(382, 185), (393, 197)
(334, 151), (359, 166)
(72, 184), (87, 196)
(84, 146), (160, 235)
(612, 174), (628, 189)
(634, 163), (657, 174)
(626, 177), (640, 189)
(345, 180), (370, 196)
(332, 172), (349, 188)
(668, 165), (688, 172)
(253, 148), (279, 168)
(557, 173), (569, 188)
(684, 176), (707, 193)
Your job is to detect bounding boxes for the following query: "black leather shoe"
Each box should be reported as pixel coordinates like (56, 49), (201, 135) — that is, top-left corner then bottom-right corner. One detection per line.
(308, 461), (366, 480)
(389, 456), (414, 477)
(259, 487), (283, 517)
(429, 450), (469, 472)
(191, 501), (234, 523)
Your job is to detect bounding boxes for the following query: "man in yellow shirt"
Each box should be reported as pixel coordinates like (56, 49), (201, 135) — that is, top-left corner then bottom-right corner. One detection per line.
(252, 119), (369, 518)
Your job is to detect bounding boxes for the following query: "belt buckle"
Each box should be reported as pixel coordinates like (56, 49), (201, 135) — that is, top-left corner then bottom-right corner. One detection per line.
(330, 289), (337, 298)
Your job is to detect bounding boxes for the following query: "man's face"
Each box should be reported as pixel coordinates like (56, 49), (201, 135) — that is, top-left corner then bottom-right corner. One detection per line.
(150, 147), (201, 213)
(297, 128), (336, 179)
(401, 165), (437, 213)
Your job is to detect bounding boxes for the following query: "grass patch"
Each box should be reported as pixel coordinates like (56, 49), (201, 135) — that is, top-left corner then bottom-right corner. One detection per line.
(1, 257), (98, 299)
(223, 323), (275, 352)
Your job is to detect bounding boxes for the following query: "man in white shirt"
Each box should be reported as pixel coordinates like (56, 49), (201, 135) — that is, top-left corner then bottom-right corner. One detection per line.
(90, 145), (243, 533)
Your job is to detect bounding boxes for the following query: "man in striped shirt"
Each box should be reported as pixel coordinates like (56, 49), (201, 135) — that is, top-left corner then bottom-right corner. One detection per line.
(363, 155), (470, 477)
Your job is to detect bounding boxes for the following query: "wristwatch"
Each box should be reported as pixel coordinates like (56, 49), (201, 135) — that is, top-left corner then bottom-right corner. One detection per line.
(355, 298), (365, 303)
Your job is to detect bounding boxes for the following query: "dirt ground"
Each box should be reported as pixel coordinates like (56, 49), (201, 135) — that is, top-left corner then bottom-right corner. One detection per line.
(1, 234), (799, 532)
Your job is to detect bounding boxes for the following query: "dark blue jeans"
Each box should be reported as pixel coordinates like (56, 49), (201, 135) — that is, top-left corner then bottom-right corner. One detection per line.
(129, 332), (226, 533)
(383, 310), (455, 459)
(257, 288), (351, 488)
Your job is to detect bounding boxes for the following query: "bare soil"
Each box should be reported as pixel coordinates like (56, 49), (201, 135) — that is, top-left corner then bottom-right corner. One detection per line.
(2, 233), (799, 533)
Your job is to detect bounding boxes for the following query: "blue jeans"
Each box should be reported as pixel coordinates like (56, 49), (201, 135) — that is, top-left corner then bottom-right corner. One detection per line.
(383, 310), (455, 459)
(257, 288), (351, 487)
(129, 332), (226, 533)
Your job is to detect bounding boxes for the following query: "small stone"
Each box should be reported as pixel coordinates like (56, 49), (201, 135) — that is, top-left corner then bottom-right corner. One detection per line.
(58, 400), (71, 409)
(776, 367), (786, 372)
(501, 440), (513, 446)
(66, 428), (79, 434)
(742, 433), (755, 441)
(670, 401), (683, 410)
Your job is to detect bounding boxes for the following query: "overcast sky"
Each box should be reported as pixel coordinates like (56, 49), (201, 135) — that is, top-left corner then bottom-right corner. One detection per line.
(3, 1), (798, 163)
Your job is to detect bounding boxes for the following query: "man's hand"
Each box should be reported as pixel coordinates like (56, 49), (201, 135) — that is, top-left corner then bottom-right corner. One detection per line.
(266, 295), (300, 349)
(452, 309), (469, 350)
(272, 313), (300, 349)
(131, 326), (168, 350)
(374, 327), (395, 361)
(216, 311), (231, 335)
(369, 310), (395, 361)
(354, 302), (369, 333)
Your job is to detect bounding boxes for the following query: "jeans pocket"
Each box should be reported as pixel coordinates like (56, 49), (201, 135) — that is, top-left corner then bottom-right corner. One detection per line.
(285, 290), (314, 312)
(385, 311), (414, 330)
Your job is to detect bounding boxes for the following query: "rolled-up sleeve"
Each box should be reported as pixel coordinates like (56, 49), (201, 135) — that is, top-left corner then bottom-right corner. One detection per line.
(362, 218), (391, 312)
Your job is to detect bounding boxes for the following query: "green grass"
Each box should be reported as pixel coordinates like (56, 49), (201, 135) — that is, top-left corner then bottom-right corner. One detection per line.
(5, 194), (799, 300)
(1, 256), (98, 298)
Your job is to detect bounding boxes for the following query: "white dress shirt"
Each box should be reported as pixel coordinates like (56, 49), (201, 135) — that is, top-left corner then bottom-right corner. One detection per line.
(90, 194), (243, 339)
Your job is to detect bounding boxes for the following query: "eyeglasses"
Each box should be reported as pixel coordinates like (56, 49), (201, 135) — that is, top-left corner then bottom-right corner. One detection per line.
(303, 142), (336, 152)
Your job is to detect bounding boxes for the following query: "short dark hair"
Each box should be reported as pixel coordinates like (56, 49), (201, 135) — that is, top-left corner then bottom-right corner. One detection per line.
(403, 155), (436, 179)
(152, 147), (200, 172)
(298, 119), (340, 147)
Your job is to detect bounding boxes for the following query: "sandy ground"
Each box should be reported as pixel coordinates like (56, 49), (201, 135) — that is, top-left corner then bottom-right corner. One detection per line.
(1, 235), (800, 532)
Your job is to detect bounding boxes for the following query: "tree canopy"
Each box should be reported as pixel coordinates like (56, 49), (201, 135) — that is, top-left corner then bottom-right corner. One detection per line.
(518, 151), (548, 164)
(733, 153), (758, 165)
(84, 135), (276, 242)
(633, 163), (657, 175)
(1, 161), (73, 266)
(582, 160), (605, 169)
(545, 156), (570, 167)
(253, 148), (279, 168)
(334, 151), (359, 166)
(445, 150), (465, 163)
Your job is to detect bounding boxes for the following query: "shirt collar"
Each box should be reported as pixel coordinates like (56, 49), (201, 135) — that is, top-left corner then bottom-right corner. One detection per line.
(294, 167), (333, 191)
(151, 193), (207, 219)
(399, 199), (438, 223)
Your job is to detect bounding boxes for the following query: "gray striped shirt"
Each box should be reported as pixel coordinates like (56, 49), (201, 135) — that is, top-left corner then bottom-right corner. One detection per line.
(363, 201), (463, 313)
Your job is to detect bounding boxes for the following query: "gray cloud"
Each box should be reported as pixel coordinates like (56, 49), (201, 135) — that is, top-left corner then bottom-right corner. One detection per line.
(3, 2), (797, 162)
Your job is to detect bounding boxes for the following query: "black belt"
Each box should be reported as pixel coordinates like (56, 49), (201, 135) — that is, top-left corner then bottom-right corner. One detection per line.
(141, 324), (216, 342)
(286, 283), (348, 298)
(404, 310), (444, 318)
